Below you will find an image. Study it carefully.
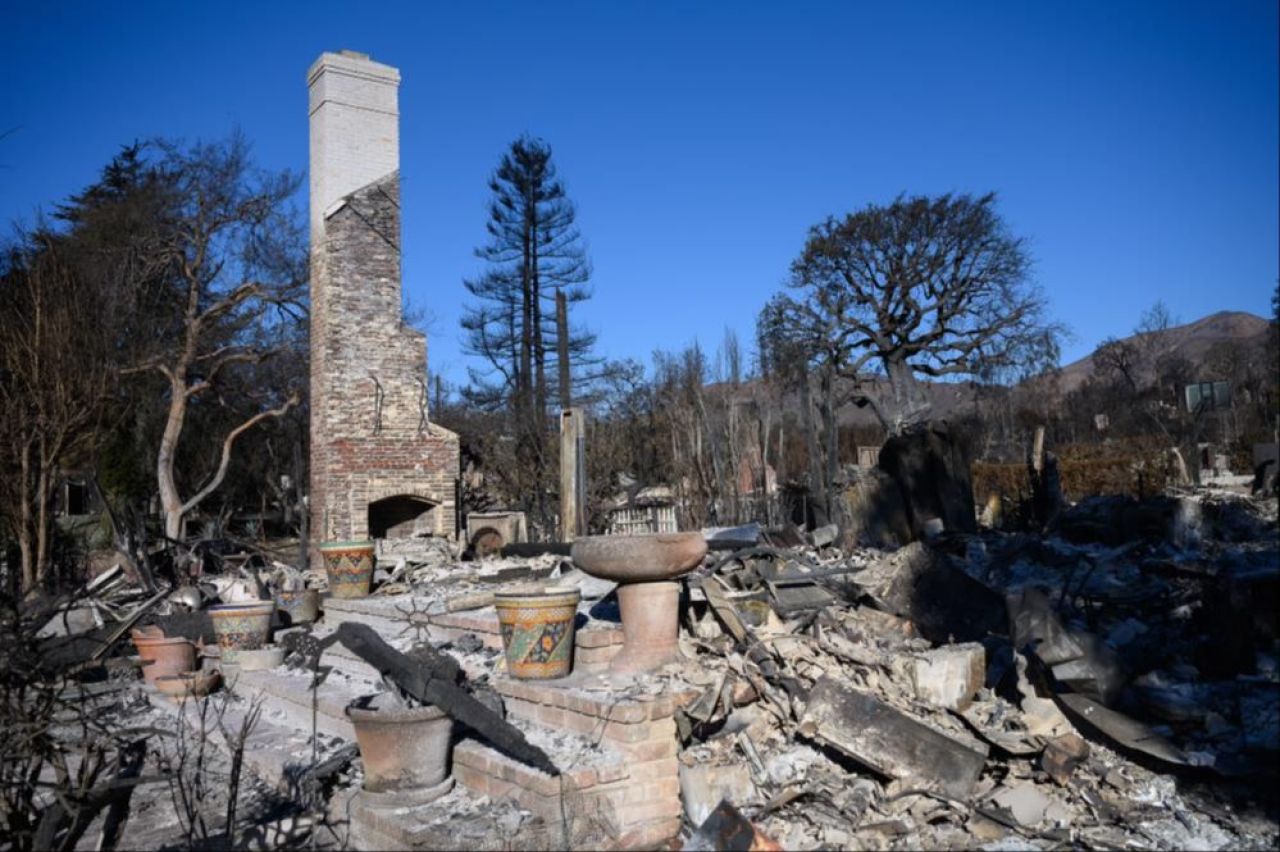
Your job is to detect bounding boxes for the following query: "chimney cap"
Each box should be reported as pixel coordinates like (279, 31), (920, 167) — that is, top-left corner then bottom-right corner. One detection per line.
(339, 49), (369, 59)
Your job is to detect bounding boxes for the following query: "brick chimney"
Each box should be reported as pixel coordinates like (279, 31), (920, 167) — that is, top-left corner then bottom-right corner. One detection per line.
(307, 51), (459, 557)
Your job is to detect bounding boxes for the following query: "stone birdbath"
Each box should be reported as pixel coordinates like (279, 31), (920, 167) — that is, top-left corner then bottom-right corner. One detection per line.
(570, 532), (708, 674)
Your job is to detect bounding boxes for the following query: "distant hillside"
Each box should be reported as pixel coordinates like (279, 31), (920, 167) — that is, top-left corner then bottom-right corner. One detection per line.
(706, 311), (1270, 435)
(1052, 310), (1270, 394)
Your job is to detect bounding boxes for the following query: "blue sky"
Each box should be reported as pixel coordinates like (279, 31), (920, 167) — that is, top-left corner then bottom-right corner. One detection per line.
(3, 1), (1277, 387)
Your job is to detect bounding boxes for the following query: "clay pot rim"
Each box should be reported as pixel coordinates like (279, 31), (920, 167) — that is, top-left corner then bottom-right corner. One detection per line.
(346, 699), (448, 725)
(318, 540), (375, 551)
(132, 635), (194, 648)
(208, 601), (274, 615)
(494, 586), (582, 605)
(155, 670), (220, 695)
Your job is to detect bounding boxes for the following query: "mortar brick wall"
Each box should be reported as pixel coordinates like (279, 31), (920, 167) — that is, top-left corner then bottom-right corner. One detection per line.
(308, 51), (459, 561)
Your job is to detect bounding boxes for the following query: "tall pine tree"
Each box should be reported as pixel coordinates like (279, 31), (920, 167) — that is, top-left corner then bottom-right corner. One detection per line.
(461, 136), (595, 531)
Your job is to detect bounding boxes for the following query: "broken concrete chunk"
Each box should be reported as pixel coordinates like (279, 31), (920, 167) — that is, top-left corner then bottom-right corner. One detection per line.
(991, 781), (1052, 828)
(800, 676), (989, 800)
(1040, 732), (1089, 785)
(679, 763), (757, 827)
(909, 642), (986, 710)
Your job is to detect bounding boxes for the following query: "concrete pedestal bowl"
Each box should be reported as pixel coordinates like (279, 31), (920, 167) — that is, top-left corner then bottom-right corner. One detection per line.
(570, 532), (708, 674)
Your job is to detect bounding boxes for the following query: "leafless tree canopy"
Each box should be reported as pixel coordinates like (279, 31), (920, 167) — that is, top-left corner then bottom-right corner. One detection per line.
(780, 192), (1061, 433)
(124, 135), (306, 541)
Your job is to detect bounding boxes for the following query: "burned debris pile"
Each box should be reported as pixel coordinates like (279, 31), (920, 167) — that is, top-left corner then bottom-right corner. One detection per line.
(654, 486), (1279, 849)
(6, 481), (1277, 850)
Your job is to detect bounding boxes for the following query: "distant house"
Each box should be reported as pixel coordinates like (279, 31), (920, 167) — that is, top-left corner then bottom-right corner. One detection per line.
(53, 470), (103, 518)
(606, 486), (679, 536)
(856, 445), (881, 468)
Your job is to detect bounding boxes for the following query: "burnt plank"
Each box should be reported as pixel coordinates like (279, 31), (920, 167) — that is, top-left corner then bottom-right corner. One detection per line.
(800, 676), (988, 800)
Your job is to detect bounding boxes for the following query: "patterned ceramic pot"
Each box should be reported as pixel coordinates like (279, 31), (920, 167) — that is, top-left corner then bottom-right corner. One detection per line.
(208, 601), (275, 665)
(319, 541), (376, 599)
(275, 588), (321, 625)
(130, 628), (197, 686)
(494, 587), (581, 680)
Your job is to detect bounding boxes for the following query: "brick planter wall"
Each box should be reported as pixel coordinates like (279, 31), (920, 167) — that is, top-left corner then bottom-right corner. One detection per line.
(451, 676), (697, 849)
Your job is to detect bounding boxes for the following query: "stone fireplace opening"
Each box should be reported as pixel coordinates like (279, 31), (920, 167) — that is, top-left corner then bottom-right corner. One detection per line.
(368, 495), (438, 540)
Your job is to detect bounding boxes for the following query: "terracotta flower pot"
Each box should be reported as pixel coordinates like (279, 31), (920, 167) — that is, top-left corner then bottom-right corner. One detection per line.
(208, 601), (274, 665)
(347, 693), (454, 794)
(275, 588), (321, 625)
(319, 541), (376, 599)
(131, 629), (196, 686)
(494, 586), (581, 680)
(155, 670), (221, 702)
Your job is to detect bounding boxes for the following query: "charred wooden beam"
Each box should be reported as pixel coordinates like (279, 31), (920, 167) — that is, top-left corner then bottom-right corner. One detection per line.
(332, 622), (559, 776)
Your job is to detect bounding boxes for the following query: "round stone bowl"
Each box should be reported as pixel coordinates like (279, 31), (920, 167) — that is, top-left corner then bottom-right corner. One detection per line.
(570, 532), (708, 583)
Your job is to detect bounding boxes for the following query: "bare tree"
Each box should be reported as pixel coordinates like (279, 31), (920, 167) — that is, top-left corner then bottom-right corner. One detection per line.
(0, 232), (122, 592)
(785, 193), (1062, 434)
(123, 135), (305, 541)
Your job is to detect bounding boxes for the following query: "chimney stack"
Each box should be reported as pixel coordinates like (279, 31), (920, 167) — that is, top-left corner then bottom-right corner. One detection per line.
(307, 50), (400, 242)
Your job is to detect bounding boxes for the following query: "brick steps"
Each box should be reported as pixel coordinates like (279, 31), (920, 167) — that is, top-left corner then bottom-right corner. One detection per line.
(215, 593), (684, 848)
(151, 685), (341, 793)
(225, 664), (378, 741)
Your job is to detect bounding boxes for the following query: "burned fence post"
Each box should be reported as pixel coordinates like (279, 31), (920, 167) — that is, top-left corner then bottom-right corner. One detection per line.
(560, 407), (587, 542)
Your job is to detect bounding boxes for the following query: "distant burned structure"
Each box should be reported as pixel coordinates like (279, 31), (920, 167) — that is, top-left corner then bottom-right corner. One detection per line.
(307, 51), (459, 556)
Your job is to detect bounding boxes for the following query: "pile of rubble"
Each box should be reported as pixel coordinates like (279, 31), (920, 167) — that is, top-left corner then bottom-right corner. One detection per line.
(638, 486), (1279, 849)
(19, 482), (1278, 850)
